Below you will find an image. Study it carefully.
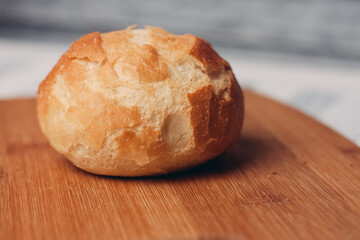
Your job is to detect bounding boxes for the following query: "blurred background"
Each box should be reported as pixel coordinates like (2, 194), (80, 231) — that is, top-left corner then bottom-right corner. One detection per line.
(0, 0), (359, 145)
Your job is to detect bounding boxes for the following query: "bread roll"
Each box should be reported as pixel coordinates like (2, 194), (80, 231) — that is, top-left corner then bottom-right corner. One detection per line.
(37, 26), (244, 176)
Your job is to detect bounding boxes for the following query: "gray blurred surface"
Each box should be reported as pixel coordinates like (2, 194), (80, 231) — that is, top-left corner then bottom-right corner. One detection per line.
(1, 0), (360, 61)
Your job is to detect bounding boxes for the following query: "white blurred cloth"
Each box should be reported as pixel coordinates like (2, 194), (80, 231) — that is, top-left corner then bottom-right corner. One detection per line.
(1, 38), (359, 145)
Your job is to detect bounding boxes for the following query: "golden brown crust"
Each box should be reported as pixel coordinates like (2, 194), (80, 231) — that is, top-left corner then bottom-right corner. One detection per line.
(137, 44), (169, 82)
(187, 72), (243, 158)
(146, 26), (195, 59)
(115, 127), (168, 163)
(187, 85), (212, 151)
(66, 32), (105, 63)
(100, 30), (132, 63)
(37, 54), (67, 115)
(37, 26), (244, 176)
(83, 104), (141, 150)
(97, 60), (120, 87)
(189, 37), (224, 71)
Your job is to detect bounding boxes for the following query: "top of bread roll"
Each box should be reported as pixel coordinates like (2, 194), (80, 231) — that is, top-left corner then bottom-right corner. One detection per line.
(37, 26), (244, 176)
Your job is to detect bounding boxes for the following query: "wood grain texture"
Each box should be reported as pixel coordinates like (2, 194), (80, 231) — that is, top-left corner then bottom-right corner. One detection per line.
(1, 90), (360, 240)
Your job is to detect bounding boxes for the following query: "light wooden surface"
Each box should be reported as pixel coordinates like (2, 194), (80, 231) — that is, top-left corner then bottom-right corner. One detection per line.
(1, 90), (360, 240)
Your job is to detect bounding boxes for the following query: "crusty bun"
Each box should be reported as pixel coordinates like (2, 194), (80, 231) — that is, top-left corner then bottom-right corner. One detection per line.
(37, 26), (244, 176)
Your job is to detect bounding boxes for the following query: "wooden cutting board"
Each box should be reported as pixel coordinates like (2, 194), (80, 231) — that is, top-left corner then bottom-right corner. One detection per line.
(1, 90), (360, 240)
